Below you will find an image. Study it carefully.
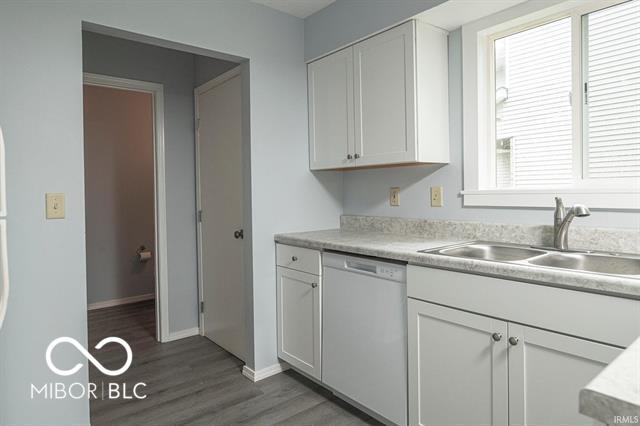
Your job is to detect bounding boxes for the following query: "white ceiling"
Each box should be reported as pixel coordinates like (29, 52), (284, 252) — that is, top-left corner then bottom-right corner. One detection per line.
(252, 0), (336, 18)
(416, 0), (529, 30)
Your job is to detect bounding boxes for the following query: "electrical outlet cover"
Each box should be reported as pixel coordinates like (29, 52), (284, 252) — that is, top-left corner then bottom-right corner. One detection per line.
(431, 186), (443, 207)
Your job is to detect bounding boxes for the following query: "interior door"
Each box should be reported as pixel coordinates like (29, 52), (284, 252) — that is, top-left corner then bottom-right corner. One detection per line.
(408, 299), (509, 426)
(353, 21), (416, 167)
(196, 69), (245, 361)
(0, 126), (7, 330)
(508, 324), (621, 426)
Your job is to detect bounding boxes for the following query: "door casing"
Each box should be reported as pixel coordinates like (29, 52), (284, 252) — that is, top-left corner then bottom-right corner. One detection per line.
(83, 72), (169, 342)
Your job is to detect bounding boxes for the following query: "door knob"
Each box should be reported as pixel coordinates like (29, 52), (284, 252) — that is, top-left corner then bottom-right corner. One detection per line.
(234, 229), (244, 239)
(492, 333), (502, 342)
(354, 153), (360, 159)
(509, 336), (519, 346)
(291, 256), (298, 261)
(347, 154), (353, 160)
(311, 282), (318, 288)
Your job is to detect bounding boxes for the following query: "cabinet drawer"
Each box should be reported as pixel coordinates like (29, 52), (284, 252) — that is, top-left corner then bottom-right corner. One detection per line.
(276, 244), (321, 275)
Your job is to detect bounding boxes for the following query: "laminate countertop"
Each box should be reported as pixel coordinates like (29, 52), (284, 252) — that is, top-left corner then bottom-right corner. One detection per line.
(274, 229), (640, 300)
(580, 336), (640, 424)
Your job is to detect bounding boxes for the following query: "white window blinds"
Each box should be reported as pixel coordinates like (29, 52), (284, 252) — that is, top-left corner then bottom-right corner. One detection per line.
(494, 18), (573, 188)
(584, 0), (640, 179)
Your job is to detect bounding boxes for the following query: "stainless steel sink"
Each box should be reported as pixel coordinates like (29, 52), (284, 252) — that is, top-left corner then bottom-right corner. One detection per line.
(528, 252), (640, 276)
(421, 241), (640, 277)
(435, 243), (545, 262)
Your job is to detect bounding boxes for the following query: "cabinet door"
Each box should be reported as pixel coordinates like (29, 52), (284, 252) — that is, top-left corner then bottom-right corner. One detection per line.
(276, 266), (321, 379)
(508, 324), (622, 426)
(354, 21), (416, 167)
(408, 299), (508, 426)
(308, 47), (355, 170)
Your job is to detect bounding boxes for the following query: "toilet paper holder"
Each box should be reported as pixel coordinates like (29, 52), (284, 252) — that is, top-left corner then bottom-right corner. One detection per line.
(137, 245), (152, 263)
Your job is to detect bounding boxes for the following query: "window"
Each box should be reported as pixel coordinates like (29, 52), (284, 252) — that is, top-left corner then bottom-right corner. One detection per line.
(462, 0), (640, 208)
(494, 18), (573, 188)
(584, 0), (640, 180)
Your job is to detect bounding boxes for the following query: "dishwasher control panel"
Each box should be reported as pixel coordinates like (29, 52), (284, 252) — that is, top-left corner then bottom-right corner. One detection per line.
(327, 253), (406, 283)
(377, 265), (405, 281)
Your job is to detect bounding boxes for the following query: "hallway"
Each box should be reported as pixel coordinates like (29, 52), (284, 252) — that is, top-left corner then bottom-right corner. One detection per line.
(88, 301), (380, 425)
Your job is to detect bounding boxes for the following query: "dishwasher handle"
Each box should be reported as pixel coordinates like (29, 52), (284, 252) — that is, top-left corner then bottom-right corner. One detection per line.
(345, 259), (378, 274)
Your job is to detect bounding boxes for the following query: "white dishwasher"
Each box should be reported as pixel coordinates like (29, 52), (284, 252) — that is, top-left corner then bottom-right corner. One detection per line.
(322, 252), (407, 426)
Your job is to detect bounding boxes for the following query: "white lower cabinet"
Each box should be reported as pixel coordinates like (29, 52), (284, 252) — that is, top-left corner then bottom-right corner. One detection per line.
(508, 324), (621, 426)
(408, 299), (509, 426)
(408, 298), (622, 426)
(276, 266), (322, 380)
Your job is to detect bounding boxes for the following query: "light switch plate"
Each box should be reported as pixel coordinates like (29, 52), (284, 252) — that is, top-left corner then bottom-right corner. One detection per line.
(431, 186), (443, 207)
(46, 193), (65, 219)
(390, 187), (400, 206)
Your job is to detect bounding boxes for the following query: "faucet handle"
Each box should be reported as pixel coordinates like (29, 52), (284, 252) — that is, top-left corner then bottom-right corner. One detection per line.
(554, 197), (565, 218)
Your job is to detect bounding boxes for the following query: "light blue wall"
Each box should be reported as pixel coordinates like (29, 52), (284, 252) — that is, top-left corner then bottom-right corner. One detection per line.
(342, 29), (640, 230)
(304, 0), (446, 60)
(0, 1), (342, 424)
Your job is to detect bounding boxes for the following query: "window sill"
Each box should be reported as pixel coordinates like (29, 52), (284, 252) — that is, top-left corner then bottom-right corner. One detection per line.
(461, 188), (640, 210)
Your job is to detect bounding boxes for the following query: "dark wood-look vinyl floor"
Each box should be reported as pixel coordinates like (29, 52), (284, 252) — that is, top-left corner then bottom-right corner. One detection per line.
(88, 300), (381, 425)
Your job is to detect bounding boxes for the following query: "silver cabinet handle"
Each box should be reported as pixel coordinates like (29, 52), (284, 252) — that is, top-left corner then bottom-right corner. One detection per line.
(291, 256), (298, 261)
(347, 154), (353, 160)
(492, 333), (502, 342)
(354, 153), (360, 159)
(509, 336), (519, 346)
(311, 282), (318, 288)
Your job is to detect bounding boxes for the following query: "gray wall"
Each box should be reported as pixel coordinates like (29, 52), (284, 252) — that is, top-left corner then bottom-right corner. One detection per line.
(0, 1), (342, 424)
(195, 55), (237, 87)
(341, 29), (640, 230)
(84, 85), (156, 305)
(304, 0), (446, 60)
(83, 31), (237, 332)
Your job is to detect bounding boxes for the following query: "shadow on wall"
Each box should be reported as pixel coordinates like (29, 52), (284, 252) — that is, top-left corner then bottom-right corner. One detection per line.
(343, 163), (446, 214)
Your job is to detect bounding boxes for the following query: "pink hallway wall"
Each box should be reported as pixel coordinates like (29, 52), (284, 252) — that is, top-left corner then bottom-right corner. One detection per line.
(83, 85), (155, 306)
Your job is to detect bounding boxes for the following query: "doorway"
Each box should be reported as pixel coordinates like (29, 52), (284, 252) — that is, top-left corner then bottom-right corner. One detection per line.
(196, 66), (247, 362)
(82, 73), (168, 342)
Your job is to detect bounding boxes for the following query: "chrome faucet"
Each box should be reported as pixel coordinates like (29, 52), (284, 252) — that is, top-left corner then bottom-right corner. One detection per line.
(553, 197), (590, 250)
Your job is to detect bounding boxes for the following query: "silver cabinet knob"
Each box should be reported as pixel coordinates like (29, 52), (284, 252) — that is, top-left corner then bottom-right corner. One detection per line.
(509, 336), (519, 346)
(311, 282), (318, 288)
(291, 256), (298, 262)
(347, 154), (353, 160)
(492, 333), (502, 342)
(354, 153), (360, 159)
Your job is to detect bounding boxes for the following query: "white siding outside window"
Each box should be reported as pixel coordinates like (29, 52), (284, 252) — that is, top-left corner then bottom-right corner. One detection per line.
(494, 18), (573, 188)
(584, 0), (640, 179)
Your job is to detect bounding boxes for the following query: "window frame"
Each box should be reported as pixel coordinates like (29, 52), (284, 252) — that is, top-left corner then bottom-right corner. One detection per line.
(461, 0), (640, 209)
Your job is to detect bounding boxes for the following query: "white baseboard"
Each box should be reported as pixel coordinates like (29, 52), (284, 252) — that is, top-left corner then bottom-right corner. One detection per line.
(242, 362), (289, 382)
(88, 293), (155, 311)
(164, 327), (200, 342)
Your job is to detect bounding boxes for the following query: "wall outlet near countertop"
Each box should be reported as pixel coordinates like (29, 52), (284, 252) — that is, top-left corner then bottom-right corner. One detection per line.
(390, 187), (400, 206)
(431, 186), (443, 207)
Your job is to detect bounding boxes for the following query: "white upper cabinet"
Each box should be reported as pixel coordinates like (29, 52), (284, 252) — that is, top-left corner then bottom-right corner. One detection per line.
(354, 21), (417, 167)
(308, 47), (355, 170)
(308, 20), (449, 170)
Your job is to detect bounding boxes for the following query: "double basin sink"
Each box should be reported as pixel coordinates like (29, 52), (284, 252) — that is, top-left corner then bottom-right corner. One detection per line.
(421, 242), (640, 277)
